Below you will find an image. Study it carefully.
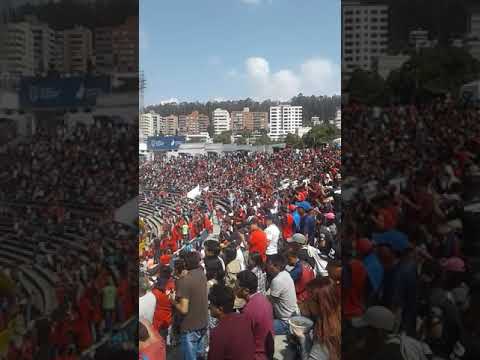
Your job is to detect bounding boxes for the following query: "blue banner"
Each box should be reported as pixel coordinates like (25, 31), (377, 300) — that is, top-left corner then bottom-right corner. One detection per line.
(19, 76), (111, 108)
(147, 136), (185, 151)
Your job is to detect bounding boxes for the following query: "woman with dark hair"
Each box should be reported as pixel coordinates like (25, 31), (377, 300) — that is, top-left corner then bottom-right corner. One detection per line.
(291, 277), (341, 360)
(224, 245), (241, 289)
(248, 252), (267, 295)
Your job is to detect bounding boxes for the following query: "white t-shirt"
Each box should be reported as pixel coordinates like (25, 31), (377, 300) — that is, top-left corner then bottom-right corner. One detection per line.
(269, 270), (298, 321)
(265, 224), (280, 255)
(236, 248), (246, 271)
(139, 291), (156, 324)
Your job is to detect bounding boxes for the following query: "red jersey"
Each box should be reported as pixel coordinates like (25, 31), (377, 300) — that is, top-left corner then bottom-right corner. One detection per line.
(249, 229), (268, 262)
(282, 214), (294, 240)
(152, 288), (173, 331)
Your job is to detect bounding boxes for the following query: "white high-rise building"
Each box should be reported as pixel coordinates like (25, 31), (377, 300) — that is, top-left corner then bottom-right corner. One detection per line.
(334, 109), (341, 130)
(342, 1), (389, 76)
(269, 105), (303, 141)
(139, 112), (155, 139)
(212, 108), (231, 135)
(0, 22), (34, 76)
(409, 29), (435, 50)
(470, 12), (480, 37)
(140, 112), (178, 138)
(25, 15), (56, 74)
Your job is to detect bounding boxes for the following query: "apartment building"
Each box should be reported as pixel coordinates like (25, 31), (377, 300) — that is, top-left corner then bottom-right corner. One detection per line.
(94, 26), (113, 74)
(469, 10), (480, 37)
(231, 110), (246, 133)
(269, 105), (303, 141)
(0, 22), (34, 76)
(95, 16), (139, 73)
(164, 115), (178, 136)
(212, 108), (231, 135)
(342, 1), (389, 75)
(57, 26), (93, 74)
(139, 111), (155, 139)
(231, 108), (268, 133)
(178, 115), (188, 135)
(25, 16), (56, 74)
(197, 113), (210, 133)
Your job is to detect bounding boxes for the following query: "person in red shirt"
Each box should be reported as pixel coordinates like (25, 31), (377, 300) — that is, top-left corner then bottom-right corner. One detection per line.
(204, 214), (213, 234)
(281, 207), (295, 242)
(71, 309), (93, 351)
(159, 249), (172, 266)
(248, 220), (268, 263)
(208, 285), (255, 360)
(139, 319), (166, 360)
(343, 257), (367, 320)
(77, 289), (94, 326)
(151, 268), (174, 339)
(117, 271), (134, 321)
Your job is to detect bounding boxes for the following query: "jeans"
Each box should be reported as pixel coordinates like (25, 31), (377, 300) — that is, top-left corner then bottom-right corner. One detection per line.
(180, 328), (207, 360)
(274, 319), (290, 335)
(104, 309), (113, 332)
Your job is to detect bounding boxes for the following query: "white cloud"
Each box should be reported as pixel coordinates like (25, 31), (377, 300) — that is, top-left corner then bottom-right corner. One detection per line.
(244, 56), (340, 100)
(300, 58), (340, 96)
(159, 98), (179, 105)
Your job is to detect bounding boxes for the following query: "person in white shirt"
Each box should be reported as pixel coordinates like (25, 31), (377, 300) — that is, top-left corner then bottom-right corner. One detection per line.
(139, 276), (156, 324)
(264, 215), (280, 257)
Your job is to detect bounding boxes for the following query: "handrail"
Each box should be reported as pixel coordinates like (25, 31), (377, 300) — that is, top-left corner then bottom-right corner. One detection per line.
(80, 316), (137, 358)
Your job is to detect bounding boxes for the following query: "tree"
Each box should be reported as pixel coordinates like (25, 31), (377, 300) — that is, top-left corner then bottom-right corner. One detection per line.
(347, 69), (386, 105)
(213, 131), (232, 144)
(147, 96), (340, 124)
(207, 123), (214, 138)
(254, 134), (271, 146)
(285, 133), (302, 148)
(235, 129), (252, 145)
(303, 124), (339, 148)
(385, 46), (480, 103)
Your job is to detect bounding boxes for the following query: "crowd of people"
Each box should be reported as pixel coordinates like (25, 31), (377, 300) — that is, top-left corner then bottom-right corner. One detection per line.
(139, 147), (341, 360)
(0, 119), (139, 360)
(0, 120), (138, 209)
(341, 100), (480, 360)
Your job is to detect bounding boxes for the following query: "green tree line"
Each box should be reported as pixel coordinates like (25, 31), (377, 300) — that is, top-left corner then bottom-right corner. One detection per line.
(146, 94), (340, 127)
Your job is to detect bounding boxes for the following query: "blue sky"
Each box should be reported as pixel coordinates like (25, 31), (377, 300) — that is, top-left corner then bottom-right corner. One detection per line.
(140, 0), (340, 105)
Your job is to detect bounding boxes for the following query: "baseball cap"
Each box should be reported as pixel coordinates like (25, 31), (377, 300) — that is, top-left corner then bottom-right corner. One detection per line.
(325, 212), (335, 220)
(288, 204), (297, 212)
(296, 201), (312, 211)
(373, 230), (411, 253)
(352, 306), (395, 331)
(291, 233), (307, 245)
